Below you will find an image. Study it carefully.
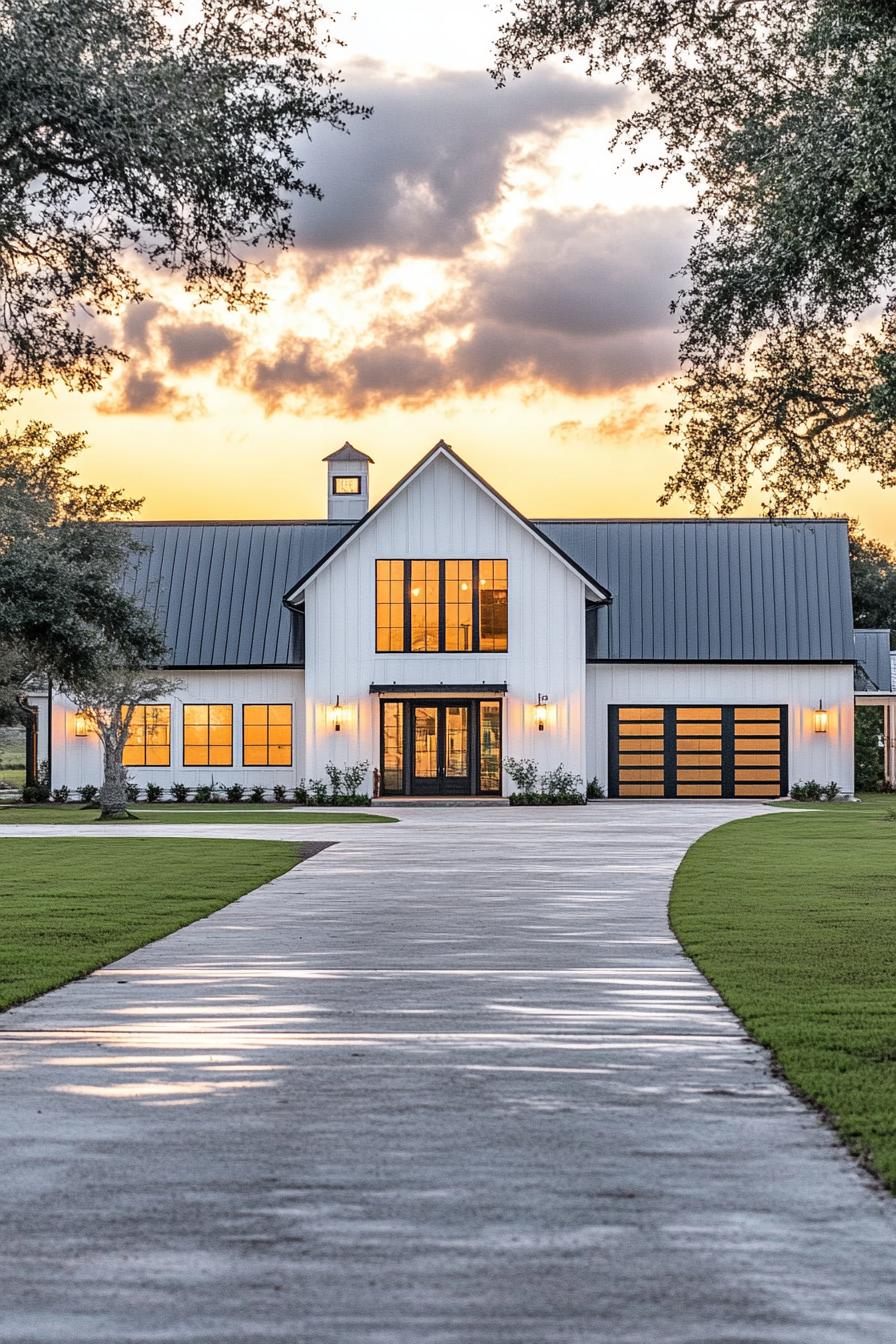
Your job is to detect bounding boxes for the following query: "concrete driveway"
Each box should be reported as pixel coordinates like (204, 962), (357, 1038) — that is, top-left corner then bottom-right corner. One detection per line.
(2, 802), (896, 1343)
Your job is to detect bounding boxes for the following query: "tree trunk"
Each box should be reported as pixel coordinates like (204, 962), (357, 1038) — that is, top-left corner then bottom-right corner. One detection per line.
(98, 733), (130, 820)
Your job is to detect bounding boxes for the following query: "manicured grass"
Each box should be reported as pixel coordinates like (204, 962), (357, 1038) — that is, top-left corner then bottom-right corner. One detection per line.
(0, 805), (394, 825)
(670, 801), (896, 1190)
(0, 837), (313, 1012)
(0, 767), (26, 790)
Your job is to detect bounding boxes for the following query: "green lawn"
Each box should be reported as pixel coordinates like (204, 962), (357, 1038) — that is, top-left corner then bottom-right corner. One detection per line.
(670, 796), (896, 1190)
(0, 767), (26, 790)
(0, 837), (312, 1012)
(0, 805), (394, 825)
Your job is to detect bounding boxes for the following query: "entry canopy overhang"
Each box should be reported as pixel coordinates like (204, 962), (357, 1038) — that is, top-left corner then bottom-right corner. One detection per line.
(369, 682), (507, 695)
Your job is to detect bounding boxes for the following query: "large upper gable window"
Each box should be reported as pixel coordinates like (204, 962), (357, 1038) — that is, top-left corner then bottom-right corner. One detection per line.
(375, 559), (507, 653)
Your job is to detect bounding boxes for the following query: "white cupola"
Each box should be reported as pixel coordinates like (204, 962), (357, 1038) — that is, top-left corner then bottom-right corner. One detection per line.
(323, 442), (373, 521)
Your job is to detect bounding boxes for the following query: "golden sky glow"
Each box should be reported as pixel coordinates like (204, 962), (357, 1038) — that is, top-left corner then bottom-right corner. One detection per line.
(13, 0), (896, 542)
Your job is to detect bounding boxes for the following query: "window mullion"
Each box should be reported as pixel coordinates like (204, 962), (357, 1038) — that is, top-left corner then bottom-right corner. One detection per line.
(438, 561), (446, 651)
(472, 559), (480, 652)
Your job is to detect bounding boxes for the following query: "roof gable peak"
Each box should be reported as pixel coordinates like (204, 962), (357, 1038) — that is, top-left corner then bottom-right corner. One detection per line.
(284, 440), (611, 605)
(322, 441), (374, 463)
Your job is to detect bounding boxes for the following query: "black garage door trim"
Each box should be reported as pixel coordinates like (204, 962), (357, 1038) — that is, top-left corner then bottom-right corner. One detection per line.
(608, 704), (789, 799)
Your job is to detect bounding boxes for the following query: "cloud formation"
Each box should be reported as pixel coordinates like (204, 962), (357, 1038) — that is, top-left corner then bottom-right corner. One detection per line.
(243, 205), (689, 412)
(292, 64), (626, 257)
(97, 66), (690, 420)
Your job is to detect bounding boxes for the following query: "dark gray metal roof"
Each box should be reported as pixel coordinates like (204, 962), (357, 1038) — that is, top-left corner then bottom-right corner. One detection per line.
(126, 521), (351, 666)
(127, 514), (855, 669)
(535, 518), (854, 662)
(854, 629), (893, 691)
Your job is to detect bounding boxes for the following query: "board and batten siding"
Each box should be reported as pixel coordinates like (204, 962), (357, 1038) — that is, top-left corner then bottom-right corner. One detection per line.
(302, 452), (589, 789)
(586, 663), (855, 795)
(48, 669), (305, 791)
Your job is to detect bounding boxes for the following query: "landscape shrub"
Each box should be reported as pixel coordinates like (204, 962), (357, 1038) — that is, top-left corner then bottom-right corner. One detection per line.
(586, 777), (605, 799)
(226, 783), (245, 803)
(342, 761), (369, 797)
(308, 778), (329, 806)
(292, 782), (308, 805)
(22, 761), (50, 803)
(125, 782), (141, 803)
(504, 757), (585, 805)
(194, 785), (213, 804)
(145, 783), (164, 803)
(170, 782), (189, 802)
(51, 785), (70, 804)
(319, 760), (370, 805)
(249, 785), (266, 803)
(504, 758), (538, 794)
(789, 780), (842, 802)
(79, 784), (99, 806)
(272, 784), (287, 802)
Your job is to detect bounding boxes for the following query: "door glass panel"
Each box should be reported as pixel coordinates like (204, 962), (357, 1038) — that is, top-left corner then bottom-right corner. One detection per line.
(414, 706), (438, 777)
(383, 702), (403, 793)
(479, 701), (501, 793)
(444, 706), (469, 777)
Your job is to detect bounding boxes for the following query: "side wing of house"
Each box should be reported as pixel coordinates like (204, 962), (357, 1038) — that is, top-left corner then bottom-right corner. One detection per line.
(539, 518), (856, 798)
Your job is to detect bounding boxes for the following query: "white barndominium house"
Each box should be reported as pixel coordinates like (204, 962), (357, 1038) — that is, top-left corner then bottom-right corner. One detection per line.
(24, 440), (894, 801)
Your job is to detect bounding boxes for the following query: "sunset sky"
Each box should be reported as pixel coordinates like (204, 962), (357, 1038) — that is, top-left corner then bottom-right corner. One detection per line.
(18, 0), (896, 540)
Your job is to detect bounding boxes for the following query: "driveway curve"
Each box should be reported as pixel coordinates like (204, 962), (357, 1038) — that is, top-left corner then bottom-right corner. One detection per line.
(2, 801), (896, 1343)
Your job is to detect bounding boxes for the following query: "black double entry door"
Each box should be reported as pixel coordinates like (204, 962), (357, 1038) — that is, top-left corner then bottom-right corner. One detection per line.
(380, 698), (502, 796)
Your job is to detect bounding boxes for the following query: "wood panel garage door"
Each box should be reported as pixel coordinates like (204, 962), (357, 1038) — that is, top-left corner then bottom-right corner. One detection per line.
(608, 705), (787, 799)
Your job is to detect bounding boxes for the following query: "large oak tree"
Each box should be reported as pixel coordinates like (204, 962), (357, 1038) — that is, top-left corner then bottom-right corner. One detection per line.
(0, 0), (365, 396)
(1, 1), (365, 769)
(493, 1), (896, 514)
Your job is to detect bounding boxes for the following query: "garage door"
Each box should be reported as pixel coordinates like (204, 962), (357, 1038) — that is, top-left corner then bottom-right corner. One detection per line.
(608, 705), (787, 799)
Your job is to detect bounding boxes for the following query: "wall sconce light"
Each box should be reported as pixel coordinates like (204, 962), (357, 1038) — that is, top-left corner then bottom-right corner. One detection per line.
(330, 695), (343, 732)
(74, 710), (90, 737)
(535, 693), (549, 731)
(814, 700), (829, 734)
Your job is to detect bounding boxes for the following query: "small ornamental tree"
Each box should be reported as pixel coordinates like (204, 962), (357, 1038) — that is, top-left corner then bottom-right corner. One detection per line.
(62, 663), (181, 819)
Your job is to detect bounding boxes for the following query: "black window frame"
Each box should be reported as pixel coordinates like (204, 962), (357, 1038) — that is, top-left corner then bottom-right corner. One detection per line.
(332, 475), (362, 495)
(375, 559), (508, 654)
(182, 702), (233, 769)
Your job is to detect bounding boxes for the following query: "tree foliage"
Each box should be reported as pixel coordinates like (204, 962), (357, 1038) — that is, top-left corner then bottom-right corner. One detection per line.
(493, 1), (896, 513)
(849, 520), (896, 645)
(0, 421), (166, 715)
(0, 0), (366, 396)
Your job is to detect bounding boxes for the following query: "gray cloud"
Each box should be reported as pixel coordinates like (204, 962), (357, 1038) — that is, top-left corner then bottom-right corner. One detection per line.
(293, 65), (626, 258)
(122, 300), (168, 353)
(477, 208), (691, 338)
(162, 321), (238, 370)
(97, 366), (202, 418)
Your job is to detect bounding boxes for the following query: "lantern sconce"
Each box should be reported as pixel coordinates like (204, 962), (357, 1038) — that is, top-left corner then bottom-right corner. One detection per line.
(535, 693), (549, 731)
(74, 710), (90, 737)
(330, 695), (343, 732)
(813, 699), (829, 734)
